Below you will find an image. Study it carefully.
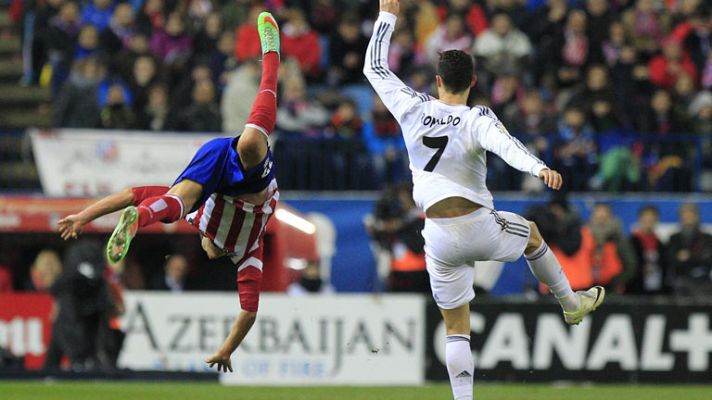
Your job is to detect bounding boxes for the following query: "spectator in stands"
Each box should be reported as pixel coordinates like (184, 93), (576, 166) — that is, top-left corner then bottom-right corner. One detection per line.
(442, 0), (488, 37)
(168, 79), (222, 132)
(504, 89), (557, 138)
(363, 95), (408, 185)
(150, 12), (193, 66)
(473, 13), (531, 78)
(221, 60), (259, 133)
(328, 15), (368, 86)
(276, 77), (329, 136)
(622, 0), (671, 58)
(26, 249), (62, 292)
(682, 8), (710, 74)
(588, 203), (636, 291)
(129, 55), (160, 115)
(194, 12), (223, 58)
(100, 3), (136, 55)
(552, 107), (597, 191)
(602, 21), (629, 68)
(281, 8), (321, 80)
(113, 32), (150, 82)
(639, 89), (691, 134)
(628, 205), (668, 294)
(209, 31), (238, 90)
(171, 63), (212, 112)
(585, 0), (613, 57)
(54, 57), (102, 128)
(36, 1), (81, 89)
(689, 91), (712, 134)
(649, 39), (698, 89)
(233, 4), (264, 62)
(151, 254), (191, 292)
(387, 28), (421, 75)
(552, 10), (594, 88)
(136, 84), (170, 131)
(666, 203), (712, 296)
(426, 13), (472, 65)
(327, 99), (363, 140)
(672, 73), (698, 117)
(75, 25), (100, 60)
(568, 64), (622, 132)
(287, 261), (335, 296)
(365, 184), (429, 293)
(136, 0), (165, 35)
(525, 0), (568, 85)
(100, 82), (136, 129)
(81, 0), (114, 31)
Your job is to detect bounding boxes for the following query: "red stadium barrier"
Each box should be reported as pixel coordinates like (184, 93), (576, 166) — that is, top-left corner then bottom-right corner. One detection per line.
(0, 293), (53, 369)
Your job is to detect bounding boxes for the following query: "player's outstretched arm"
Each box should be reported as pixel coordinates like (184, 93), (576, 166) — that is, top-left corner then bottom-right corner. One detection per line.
(205, 264), (262, 372)
(205, 309), (257, 372)
(364, 0), (426, 121)
(58, 188), (137, 240)
(474, 107), (563, 190)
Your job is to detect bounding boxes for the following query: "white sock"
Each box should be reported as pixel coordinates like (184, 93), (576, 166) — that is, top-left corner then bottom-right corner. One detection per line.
(525, 242), (580, 312)
(446, 335), (474, 400)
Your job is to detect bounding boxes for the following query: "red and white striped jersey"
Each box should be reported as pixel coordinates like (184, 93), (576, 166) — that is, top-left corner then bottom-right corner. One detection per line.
(186, 179), (279, 267)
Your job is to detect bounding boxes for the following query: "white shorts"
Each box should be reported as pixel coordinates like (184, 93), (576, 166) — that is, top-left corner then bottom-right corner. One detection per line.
(423, 208), (530, 309)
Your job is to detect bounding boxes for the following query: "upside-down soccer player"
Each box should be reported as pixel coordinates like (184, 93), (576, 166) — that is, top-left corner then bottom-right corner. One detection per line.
(364, 1), (605, 398)
(57, 12), (281, 373)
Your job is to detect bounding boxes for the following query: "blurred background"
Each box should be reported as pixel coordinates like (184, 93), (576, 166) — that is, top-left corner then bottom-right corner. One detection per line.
(0, 0), (711, 391)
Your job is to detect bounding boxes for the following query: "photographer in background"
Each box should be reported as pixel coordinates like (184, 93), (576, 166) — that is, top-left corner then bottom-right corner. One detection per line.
(365, 184), (429, 293)
(44, 240), (121, 371)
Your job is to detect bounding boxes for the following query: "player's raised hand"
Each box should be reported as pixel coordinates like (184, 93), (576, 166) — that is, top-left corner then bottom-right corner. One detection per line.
(205, 351), (233, 373)
(538, 168), (563, 190)
(57, 214), (85, 240)
(380, 0), (400, 15)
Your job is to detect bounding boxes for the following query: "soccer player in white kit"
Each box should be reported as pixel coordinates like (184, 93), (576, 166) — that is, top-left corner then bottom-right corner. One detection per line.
(365, 1), (605, 398)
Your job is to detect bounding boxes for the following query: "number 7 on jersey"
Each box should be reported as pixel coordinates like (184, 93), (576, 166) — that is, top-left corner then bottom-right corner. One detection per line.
(423, 136), (449, 172)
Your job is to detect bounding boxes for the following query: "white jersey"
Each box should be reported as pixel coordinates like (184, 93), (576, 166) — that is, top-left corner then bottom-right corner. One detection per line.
(364, 12), (548, 211)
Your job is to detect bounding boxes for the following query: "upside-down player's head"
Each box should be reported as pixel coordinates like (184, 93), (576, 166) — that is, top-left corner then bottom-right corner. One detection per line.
(435, 50), (476, 99)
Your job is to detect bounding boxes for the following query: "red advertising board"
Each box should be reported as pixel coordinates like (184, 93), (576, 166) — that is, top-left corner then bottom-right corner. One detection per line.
(0, 293), (53, 369)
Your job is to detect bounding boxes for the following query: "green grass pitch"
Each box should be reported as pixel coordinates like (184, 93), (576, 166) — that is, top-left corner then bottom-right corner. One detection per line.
(2, 381), (712, 400)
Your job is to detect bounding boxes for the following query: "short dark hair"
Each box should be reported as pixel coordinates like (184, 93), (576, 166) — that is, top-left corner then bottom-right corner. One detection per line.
(437, 50), (474, 94)
(638, 205), (659, 217)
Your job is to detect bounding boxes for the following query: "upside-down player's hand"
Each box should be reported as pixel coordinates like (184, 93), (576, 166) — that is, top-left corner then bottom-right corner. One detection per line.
(538, 168), (563, 190)
(205, 350), (233, 372)
(58, 214), (86, 240)
(380, 0), (399, 15)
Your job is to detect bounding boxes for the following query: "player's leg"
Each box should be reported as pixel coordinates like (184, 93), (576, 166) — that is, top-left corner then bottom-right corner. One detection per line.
(238, 11), (280, 169)
(426, 251), (475, 400)
(440, 303), (474, 400)
(106, 180), (204, 264)
(524, 220), (604, 324)
(523, 221), (580, 312)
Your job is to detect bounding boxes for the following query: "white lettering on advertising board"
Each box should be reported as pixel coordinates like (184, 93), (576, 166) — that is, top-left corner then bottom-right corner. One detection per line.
(118, 292), (425, 385)
(433, 312), (712, 372)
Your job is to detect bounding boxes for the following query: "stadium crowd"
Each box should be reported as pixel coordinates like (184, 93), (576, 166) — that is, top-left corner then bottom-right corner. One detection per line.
(13, 0), (712, 192)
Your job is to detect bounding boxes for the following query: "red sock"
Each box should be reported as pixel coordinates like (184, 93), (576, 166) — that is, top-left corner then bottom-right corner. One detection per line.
(137, 194), (185, 227)
(246, 52), (279, 135)
(131, 186), (169, 204)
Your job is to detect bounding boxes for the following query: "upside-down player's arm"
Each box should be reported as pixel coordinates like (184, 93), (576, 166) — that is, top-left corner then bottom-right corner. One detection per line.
(363, 11), (426, 122)
(205, 264), (262, 372)
(58, 186), (169, 240)
(473, 106), (548, 178)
